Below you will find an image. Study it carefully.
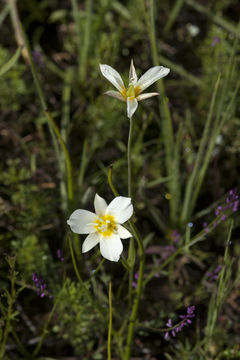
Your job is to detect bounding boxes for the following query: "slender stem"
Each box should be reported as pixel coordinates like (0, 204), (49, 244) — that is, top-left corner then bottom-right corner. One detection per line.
(80, 0), (93, 82)
(124, 250), (145, 360)
(70, 0), (82, 75)
(0, 269), (16, 358)
(17, 20), (75, 208)
(11, 327), (30, 358)
(108, 164), (119, 197)
(127, 116), (134, 314)
(181, 74), (221, 223)
(128, 116), (133, 198)
(128, 267), (133, 307)
(107, 281), (112, 360)
(68, 234), (105, 320)
(185, 0), (240, 37)
(163, 0), (184, 36)
(108, 150), (145, 360)
(45, 110), (73, 203)
(33, 291), (61, 357)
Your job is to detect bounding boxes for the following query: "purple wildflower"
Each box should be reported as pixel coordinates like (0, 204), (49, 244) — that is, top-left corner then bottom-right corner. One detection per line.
(211, 36), (220, 47)
(161, 245), (175, 260)
(204, 189), (239, 233)
(171, 230), (181, 244)
(203, 222), (209, 233)
(32, 50), (44, 67)
(206, 265), (222, 281)
(32, 272), (53, 300)
(164, 305), (195, 340)
(132, 271), (139, 289)
(215, 205), (222, 216)
(57, 249), (64, 262)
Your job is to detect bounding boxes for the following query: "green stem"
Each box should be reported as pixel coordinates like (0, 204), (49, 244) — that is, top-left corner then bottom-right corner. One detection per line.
(185, 0), (240, 37)
(80, 0), (93, 82)
(45, 110), (73, 203)
(163, 0), (184, 36)
(18, 21), (75, 208)
(128, 117), (133, 199)
(107, 281), (112, 360)
(128, 267), (134, 307)
(124, 246), (145, 360)
(181, 74), (221, 223)
(108, 165), (119, 197)
(68, 234), (105, 320)
(144, 209), (233, 286)
(33, 294), (60, 357)
(107, 165), (145, 360)
(11, 327), (31, 358)
(127, 116), (134, 313)
(0, 270), (16, 358)
(71, 0), (82, 76)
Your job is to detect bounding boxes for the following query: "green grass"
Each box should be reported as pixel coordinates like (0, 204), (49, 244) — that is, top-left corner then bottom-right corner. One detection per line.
(0, 0), (240, 359)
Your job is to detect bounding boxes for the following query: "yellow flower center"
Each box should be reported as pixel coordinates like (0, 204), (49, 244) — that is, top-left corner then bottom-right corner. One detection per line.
(95, 215), (116, 237)
(120, 85), (141, 101)
(126, 84), (135, 98)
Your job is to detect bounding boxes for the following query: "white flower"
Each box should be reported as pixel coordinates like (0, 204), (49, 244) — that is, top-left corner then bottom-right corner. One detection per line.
(67, 194), (133, 262)
(100, 60), (170, 118)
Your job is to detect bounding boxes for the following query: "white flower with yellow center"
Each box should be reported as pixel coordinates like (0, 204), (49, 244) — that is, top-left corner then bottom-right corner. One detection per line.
(100, 60), (170, 118)
(67, 194), (133, 262)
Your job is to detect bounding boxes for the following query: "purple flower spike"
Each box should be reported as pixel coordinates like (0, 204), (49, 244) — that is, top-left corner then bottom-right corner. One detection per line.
(57, 249), (64, 262)
(32, 50), (44, 67)
(211, 36), (220, 47)
(206, 265), (222, 282)
(32, 272), (53, 300)
(212, 189), (239, 228)
(132, 281), (137, 289)
(172, 230), (181, 243)
(166, 319), (172, 327)
(164, 306), (195, 340)
(164, 332), (169, 340)
(134, 271), (139, 280)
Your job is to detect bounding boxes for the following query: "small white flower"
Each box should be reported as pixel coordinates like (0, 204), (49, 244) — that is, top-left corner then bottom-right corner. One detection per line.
(186, 23), (200, 37)
(100, 60), (170, 118)
(67, 194), (133, 262)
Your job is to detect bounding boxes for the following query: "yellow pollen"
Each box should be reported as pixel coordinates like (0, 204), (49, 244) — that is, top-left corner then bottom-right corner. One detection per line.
(95, 215), (116, 237)
(120, 85), (141, 101)
(134, 85), (141, 97)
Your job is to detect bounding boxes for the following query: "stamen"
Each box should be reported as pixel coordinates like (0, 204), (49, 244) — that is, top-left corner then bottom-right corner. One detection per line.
(94, 215), (116, 237)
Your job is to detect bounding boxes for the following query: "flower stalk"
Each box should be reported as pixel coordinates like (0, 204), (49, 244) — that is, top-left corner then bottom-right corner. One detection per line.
(127, 116), (133, 199)
(107, 281), (113, 360)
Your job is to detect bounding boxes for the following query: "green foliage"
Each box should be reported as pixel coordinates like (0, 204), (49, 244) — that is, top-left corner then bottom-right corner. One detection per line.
(0, 158), (54, 279)
(0, 46), (29, 111)
(11, 234), (51, 279)
(53, 279), (104, 357)
(1, 0), (240, 358)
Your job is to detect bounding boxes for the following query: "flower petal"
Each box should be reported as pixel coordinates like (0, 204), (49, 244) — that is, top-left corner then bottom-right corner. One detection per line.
(100, 64), (125, 92)
(137, 66), (170, 93)
(100, 234), (123, 261)
(106, 196), (133, 224)
(67, 210), (97, 234)
(117, 224), (132, 239)
(94, 193), (108, 216)
(137, 92), (159, 101)
(129, 59), (138, 86)
(82, 232), (100, 253)
(127, 97), (138, 118)
(104, 90), (125, 102)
